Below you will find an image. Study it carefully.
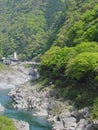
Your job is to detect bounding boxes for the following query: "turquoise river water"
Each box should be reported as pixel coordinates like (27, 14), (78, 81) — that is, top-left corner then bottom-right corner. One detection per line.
(0, 89), (52, 130)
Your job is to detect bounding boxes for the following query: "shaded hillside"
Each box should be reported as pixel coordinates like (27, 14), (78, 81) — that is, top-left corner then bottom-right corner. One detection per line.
(0, 0), (66, 60)
(51, 0), (98, 47)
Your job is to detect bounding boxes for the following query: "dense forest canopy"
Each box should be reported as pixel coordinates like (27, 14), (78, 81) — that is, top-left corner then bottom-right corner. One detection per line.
(50, 0), (98, 47)
(39, 0), (98, 86)
(0, 0), (66, 60)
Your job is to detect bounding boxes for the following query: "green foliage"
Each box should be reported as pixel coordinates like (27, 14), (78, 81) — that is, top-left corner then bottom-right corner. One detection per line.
(67, 20), (84, 46)
(39, 46), (72, 82)
(0, 0), (66, 60)
(61, 86), (95, 108)
(18, 53), (27, 61)
(66, 52), (98, 83)
(0, 63), (5, 71)
(52, 0), (98, 47)
(39, 42), (98, 87)
(91, 97), (98, 120)
(75, 42), (98, 53)
(39, 46), (62, 79)
(45, 0), (66, 28)
(0, 115), (15, 130)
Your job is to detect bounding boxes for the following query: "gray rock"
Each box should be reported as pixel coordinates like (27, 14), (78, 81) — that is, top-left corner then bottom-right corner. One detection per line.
(78, 107), (90, 119)
(13, 119), (29, 130)
(52, 121), (64, 130)
(71, 110), (78, 118)
(0, 103), (5, 112)
(92, 120), (98, 130)
(76, 119), (90, 130)
(62, 117), (77, 129)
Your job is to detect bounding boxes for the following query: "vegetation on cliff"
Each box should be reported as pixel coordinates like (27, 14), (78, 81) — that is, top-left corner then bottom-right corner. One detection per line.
(39, 42), (98, 86)
(39, 0), (98, 120)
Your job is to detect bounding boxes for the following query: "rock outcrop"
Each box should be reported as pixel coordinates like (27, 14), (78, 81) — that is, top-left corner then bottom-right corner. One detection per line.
(8, 85), (49, 116)
(9, 84), (96, 130)
(51, 107), (92, 130)
(5, 62), (97, 130)
(0, 63), (31, 89)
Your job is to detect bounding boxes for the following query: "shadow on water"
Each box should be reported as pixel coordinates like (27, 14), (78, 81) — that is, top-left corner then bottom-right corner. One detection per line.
(0, 89), (52, 130)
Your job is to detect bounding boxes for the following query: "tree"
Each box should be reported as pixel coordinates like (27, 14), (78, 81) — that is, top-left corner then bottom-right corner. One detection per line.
(65, 52), (98, 85)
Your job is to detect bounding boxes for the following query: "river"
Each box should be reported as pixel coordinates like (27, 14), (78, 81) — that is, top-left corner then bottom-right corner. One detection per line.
(0, 89), (51, 130)
(0, 63), (52, 130)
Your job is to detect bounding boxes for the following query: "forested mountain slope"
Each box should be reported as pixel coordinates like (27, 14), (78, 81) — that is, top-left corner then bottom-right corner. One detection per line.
(39, 0), (98, 121)
(0, 0), (66, 60)
(48, 0), (98, 47)
(40, 0), (98, 84)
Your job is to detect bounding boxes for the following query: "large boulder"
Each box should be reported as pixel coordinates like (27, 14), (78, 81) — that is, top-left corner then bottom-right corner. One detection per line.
(78, 107), (90, 119)
(76, 119), (91, 130)
(92, 120), (98, 130)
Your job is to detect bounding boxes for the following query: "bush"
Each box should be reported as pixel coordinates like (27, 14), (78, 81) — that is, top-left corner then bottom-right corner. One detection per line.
(0, 116), (16, 130)
(0, 63), (5, 71)
(18, 54), (27, 61)
(39, 46), (72, 81)
(91, 97), (98, 120)
(65, 52), (98, 84)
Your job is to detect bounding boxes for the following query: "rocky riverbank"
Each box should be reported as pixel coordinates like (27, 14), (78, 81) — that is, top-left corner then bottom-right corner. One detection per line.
(0, 62), (33, 130)
(1, 62), (97, 130)
(0, 63), (31, 89)
(8, 83), (98, 130)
